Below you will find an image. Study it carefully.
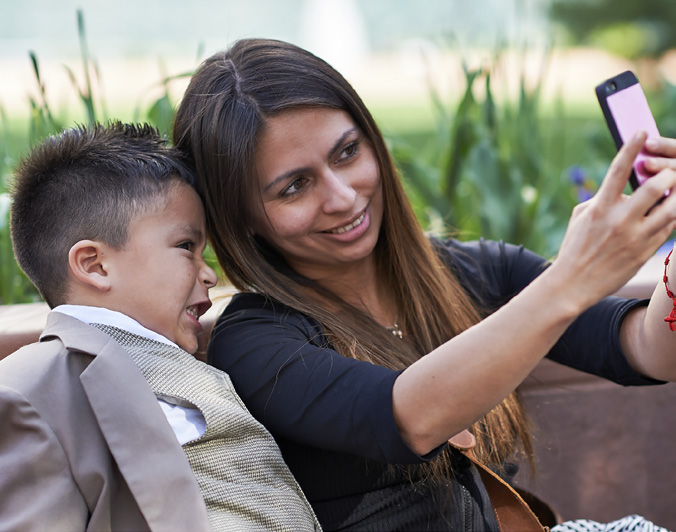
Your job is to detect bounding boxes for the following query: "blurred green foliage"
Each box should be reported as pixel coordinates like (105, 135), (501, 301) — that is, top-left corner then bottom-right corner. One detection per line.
(390, 52), (578, 259)
(3, 9), (676, 304)
(0, 108), (34, 305)
(550, 0), (676, 59)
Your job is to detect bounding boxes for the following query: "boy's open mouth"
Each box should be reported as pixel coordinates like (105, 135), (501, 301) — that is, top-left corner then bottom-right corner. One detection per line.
(186, 301), (211, 320)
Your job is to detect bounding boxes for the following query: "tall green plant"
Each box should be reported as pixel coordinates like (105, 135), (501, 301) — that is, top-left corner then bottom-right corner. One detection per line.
(27, 52), (63, 143)
(390, 52), (577, 258)
(27, 9), (104, 142)
(0, 107), (40, 304)
(63, 10), (106, 124)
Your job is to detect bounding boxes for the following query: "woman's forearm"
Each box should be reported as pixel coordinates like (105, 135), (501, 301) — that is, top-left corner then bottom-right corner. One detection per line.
(621, 244), (676, 381)
(392, 262), (582, 455)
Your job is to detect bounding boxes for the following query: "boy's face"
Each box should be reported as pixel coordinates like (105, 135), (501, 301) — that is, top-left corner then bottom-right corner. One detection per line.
(104, 182), (217, 353)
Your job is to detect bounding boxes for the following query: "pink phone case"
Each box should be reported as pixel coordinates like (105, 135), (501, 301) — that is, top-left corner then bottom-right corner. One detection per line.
(605, 83), (660, 187)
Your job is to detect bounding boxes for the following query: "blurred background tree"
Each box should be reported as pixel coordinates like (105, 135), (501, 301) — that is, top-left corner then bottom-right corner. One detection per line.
(549, 0), (675, 86)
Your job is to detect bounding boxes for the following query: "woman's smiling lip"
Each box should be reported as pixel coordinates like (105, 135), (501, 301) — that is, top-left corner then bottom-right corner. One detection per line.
(330, 212), (365, 234)
(325, 209), (367, 234)
(321, 208), (371, 242)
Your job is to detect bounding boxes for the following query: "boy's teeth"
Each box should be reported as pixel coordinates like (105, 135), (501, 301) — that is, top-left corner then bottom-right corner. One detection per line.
(330, 212), (365, 234)
(187, 307), (198, 318)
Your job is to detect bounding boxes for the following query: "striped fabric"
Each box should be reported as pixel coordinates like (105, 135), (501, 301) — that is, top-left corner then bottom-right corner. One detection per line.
(553, 514), (670, 532)
(91, 324), (321, 532)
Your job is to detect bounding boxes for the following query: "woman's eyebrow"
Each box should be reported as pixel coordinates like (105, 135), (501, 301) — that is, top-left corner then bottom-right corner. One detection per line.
(327, 127), (358, 159)
(262, 127), (359, 193)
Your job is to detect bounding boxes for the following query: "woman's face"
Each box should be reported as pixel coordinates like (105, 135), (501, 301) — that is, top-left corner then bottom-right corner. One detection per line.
(252, 107), (383, 279)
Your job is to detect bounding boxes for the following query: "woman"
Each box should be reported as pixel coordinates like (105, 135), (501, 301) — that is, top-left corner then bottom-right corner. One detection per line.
(173, 38), (676, 531)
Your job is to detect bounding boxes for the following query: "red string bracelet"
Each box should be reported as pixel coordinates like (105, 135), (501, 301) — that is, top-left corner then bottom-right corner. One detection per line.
(663, 249), (676, 331)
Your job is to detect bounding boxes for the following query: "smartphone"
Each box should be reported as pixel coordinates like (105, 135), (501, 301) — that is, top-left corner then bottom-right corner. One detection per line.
(595, 70), (660, 190)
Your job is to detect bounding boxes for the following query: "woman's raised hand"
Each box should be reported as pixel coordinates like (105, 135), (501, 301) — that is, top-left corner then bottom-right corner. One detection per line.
(552, 132), (676, 311)
(394, 134), (676, 452)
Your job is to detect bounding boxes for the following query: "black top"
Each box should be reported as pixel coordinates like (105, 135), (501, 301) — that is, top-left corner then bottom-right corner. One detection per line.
(207, 239), (661, 531)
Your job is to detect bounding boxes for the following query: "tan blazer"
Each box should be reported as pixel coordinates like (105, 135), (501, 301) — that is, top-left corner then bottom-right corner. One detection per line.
(0, 311), (211, 532)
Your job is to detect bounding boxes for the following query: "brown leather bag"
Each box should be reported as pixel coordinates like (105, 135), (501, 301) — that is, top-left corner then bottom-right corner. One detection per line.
(449, 430), (550, 532)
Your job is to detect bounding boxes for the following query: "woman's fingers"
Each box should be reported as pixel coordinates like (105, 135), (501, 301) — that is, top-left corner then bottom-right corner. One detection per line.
(594, 130), (676, 222)
(644, 136), (676, 157)
(641, 183), (676, 237)
(596, 131), (647, 203)
(643, 156), (676, 176)
(641, 137), (676, 174)
(626, 167), (676, 219)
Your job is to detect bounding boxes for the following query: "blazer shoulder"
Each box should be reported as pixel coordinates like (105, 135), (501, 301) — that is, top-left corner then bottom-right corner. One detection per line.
(0, 314), (108, 404)
(0, 336), (70, 384)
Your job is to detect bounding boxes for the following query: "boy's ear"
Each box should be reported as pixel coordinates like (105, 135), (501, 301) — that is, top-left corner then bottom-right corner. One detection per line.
(68, 240), (112, 292)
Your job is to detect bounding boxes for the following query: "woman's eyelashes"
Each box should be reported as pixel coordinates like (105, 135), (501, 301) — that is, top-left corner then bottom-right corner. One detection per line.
(281, 175), (309, 198)
(337, 140), (359, 162)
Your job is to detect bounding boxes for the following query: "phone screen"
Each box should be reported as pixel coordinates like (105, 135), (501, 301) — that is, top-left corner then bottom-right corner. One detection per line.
(605, 83), (660, 187)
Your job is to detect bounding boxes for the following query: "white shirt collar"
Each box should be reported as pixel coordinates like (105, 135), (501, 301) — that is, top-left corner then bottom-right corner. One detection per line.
(53, 304), (179, 348)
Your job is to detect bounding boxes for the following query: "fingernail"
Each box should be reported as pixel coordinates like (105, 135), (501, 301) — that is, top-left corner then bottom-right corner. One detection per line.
(646, 138), (658, 149)
(634, 131), (647, 141)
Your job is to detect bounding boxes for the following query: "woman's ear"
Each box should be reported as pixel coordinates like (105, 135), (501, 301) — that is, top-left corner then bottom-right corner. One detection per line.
(68, 240), (111, 292)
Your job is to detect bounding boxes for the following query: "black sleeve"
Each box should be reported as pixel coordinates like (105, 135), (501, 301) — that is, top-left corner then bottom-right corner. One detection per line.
(207, 293), (444, 464)
(443, 238), (663, 386)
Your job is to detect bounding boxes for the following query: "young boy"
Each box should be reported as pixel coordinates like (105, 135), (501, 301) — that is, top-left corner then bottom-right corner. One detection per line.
(0, 122), (320, 531)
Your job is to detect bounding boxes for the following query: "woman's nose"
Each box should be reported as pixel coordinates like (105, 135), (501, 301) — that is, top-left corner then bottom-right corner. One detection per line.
(322, 171), (357, 213)
(201, 260), (218, 287)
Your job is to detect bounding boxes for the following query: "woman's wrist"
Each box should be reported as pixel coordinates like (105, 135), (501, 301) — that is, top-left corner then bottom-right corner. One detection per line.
(661, 248), (676, 331)
(536, 260), (599, 320)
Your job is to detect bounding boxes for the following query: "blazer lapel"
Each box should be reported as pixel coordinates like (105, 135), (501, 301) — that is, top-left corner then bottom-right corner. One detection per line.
(44, 313), (211, 531)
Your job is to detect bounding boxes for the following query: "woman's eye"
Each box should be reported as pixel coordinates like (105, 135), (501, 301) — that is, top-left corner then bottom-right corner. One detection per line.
(338, 141), (359, 161)
(281, 176), (308, 197)
(178, 241), (195, 252)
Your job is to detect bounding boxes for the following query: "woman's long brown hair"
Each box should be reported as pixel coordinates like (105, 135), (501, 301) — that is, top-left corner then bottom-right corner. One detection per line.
(173, 38), (534, 477)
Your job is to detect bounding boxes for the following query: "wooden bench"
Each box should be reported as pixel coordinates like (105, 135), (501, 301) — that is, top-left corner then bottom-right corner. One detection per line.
(1, 257), (674, 528)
